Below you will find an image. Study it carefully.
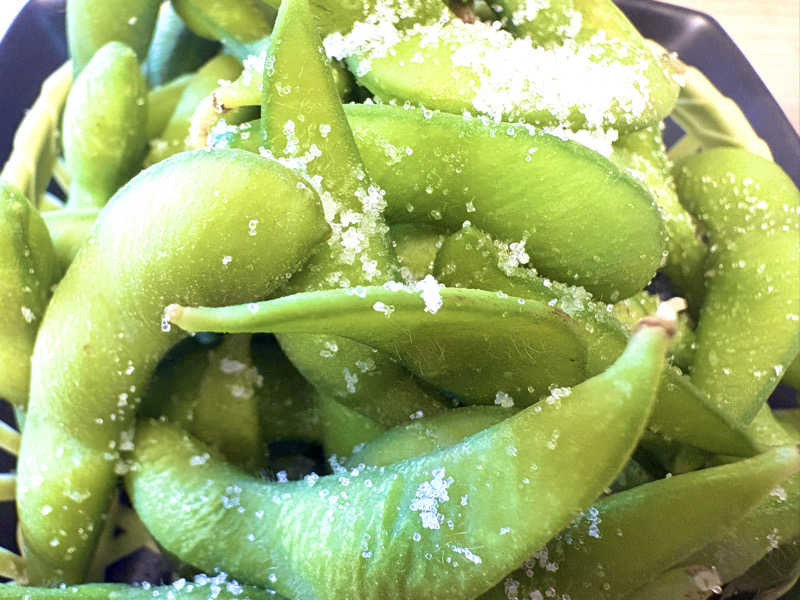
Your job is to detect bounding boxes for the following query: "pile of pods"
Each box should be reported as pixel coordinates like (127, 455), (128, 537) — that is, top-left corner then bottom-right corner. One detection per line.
(0, 0), (799, 598)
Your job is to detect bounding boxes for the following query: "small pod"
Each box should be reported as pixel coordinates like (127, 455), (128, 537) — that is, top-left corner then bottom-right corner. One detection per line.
(127, 319), (668, 599)
(170, 0), (275, 45)
(41, 208), (98, 275)
(62, 42), (148, 209)
(143, 334), (267, 472)
(16, 149), (329, 585)
(0, 181), (57, 407)
(673, 148), (800, 425)
(67, 0), (161, 75)
(145, 2), (219, 87)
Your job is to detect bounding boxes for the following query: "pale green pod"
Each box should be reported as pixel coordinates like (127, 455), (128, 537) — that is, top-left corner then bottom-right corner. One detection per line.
(127, 320), (667, 598)
(67, 0), (161, 74)
(62, 42), (148, 209)
(170, 0), (275, 43)
(42, 208), (99, 275)
(0, 181), (57, 407)
(16, 149), (329, 585)
(674, 148), (800, 425)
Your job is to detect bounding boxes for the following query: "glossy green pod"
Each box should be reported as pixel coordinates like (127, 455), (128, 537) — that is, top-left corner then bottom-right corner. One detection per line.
(66, 0), (161, 74)
(145, 73), (194, 140)
(167, 285), (589, 406)
(16, 149), (328, 585)
(259, 0), (449, 430)
(674, 148), (800, 424)
(348, 104), (665, 301)
(62, 42), (148, 209)
(611, 126), (706, 305)
(145, 2), (220, 87)
(127, 320), (667, 598)
(0, 181), (57, 407)
(144, 334), (267, 471)
(213, 106), (666, 302)
(482, 445), (800, 600)
(432, 225), (759, 456)
(170, 0), (274, 44)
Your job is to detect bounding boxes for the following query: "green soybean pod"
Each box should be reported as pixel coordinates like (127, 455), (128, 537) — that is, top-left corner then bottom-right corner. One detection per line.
(41, 208), (99, 275)
(170, 0), (275, 44)
(784, 356), (800, 389)
(482, 445), (800, 600)
(16, 149), (329, 585)
(346, 104), (666, 302)
(390, 223), (447, 281)
(145, 73), (194, 140)
(317, 393), (387, 457)
(611, 126), (707, 306)
(674, 148), (800, 425)
(432, 225), (758, 456)
(67, 0), (161, 75)
(492, 0), (577, 46)
(145, 2), (220, 87)
(62, 42), (148, 210)
(143, 334), (267, 471)
(127, 318), (668, 599)
(260, 0), (449, 429)
(0, 181), (57, 408)
(0, 580), (283, 599)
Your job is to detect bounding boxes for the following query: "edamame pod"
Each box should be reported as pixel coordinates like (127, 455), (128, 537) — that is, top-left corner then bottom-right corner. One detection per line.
(170, 0), (275, 44)
(145, 73), (194, 140)
(338, 0), (678, 132)
(144, 335), (267, 472)
(62, 42), (148, 209)
(0, 181), (57, 407)
(317, 394), (387, 457)
(491, 0), (578, 46)
(145, 3), (220, 87)
(611, 126), (706, 305)
(127, 318), (669, 599)
(390, 223), (446, 281)
(674, 148), (800, 424)
(16, 149), (329, 585)
(41, 208), (98, 275)
(0, 579), (282, 599)
(67, 0), (161, 75)
(432, 225), (759, 456)
(166, 285), (589, 405)
(213, 106), (666, 301)
(260, 0), (449, 429)
(483, 445), (800, 600)
(348, 104), (665, 301)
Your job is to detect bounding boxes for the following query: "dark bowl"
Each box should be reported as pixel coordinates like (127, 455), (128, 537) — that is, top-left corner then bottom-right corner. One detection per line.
(1, 0), (799, 583)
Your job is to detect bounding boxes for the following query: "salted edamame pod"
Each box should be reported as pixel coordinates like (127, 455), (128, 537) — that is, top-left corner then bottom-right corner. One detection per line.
(0, 181), (57, 407)
(0, 579), (283, 599)
(67, 0), (161, 74)
(62, 42), (148, 209)
(41, 208), (99, 275)
(674, 148), (800, 424)
(482, 445), (800, 600)
(127, 318), (669, 599)
(170, 0), (275, 45)
(16, 149), (329, 585)
(259, 0), (450, 430)
(166, 285), (589, 405)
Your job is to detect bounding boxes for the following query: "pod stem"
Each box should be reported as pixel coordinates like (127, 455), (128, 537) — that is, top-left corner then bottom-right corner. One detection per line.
(0, 61), (73, 205)
(635, 297), (686, 338)
(660, 46), (773, 160)
(0, 546), (26, 582)
(0, 420), (21, 456)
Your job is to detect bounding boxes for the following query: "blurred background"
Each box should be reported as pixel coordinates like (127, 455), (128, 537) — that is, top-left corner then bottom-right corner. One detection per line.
(0, 0), (797, 130)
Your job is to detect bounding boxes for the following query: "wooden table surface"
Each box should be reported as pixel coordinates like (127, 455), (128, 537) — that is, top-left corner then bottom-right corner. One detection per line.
(1, 0), (798, 132)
